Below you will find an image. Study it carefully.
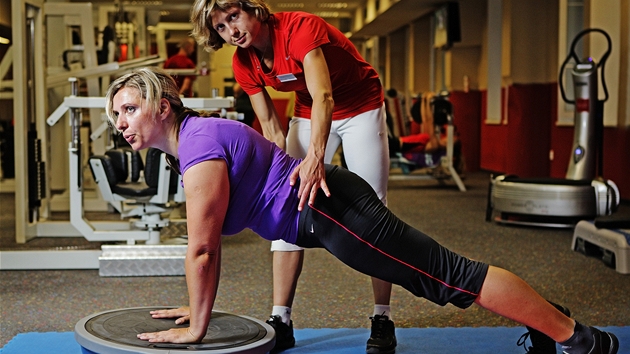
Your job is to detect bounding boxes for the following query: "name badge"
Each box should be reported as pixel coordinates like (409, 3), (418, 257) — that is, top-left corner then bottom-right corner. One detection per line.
(277, 73), (297, 83)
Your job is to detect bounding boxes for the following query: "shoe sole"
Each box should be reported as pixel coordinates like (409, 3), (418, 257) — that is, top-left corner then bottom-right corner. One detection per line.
(366, 340), (397, 354)
(366, 347), (396, 354)
(600, 332), (619, 354)
(269, 337), (295, 353)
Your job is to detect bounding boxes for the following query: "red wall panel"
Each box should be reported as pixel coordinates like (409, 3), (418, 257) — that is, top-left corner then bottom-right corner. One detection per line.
(450, 91), (482, 172)
(504, 84), (554, 177)
(603, 128), (630, 199)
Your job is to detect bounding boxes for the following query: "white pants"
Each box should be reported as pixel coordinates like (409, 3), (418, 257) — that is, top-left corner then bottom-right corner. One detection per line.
(271, 105), (390, 251)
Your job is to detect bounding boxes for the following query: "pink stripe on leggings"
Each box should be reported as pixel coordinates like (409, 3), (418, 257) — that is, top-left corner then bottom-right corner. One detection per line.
(309, 204), (480, 297)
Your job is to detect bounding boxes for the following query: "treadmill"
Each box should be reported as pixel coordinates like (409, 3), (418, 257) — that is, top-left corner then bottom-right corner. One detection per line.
(487, 28), (619, 228)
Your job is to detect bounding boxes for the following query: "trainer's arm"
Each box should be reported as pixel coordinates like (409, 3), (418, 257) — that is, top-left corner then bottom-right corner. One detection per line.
(249, 89), (286, 150)
(138, 159), (229, 343)
(289, 47), (333, 210)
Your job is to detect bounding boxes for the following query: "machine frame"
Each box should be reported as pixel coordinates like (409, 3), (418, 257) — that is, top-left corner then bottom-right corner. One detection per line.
(487, 28), (618, 228)
(2, 0), (234, 271)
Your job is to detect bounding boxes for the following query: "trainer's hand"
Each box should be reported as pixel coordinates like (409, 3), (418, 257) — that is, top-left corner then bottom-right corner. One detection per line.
(289, 155), (330, 210)
(149, 306), (190, 325)
(137, 327), (199, 343)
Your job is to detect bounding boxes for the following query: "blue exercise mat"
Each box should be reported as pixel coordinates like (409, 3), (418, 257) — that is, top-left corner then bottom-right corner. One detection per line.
(2, 327), (629, 353)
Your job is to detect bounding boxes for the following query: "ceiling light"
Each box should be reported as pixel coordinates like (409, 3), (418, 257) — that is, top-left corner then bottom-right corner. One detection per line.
(0, 36), (10, 45)
(317, 3), (348, 9)
(128, 0), (163, 5)
(314, 11), (340, 17)
(276, 3), (305, 8)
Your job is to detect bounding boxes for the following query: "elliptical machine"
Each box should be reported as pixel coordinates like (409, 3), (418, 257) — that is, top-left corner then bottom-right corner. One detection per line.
(487, 28), (619, 228)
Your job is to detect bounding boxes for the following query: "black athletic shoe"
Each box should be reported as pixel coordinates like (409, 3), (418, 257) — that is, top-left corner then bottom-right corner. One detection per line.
(366, 315), (397, 354)
(561, 326), (620, 354)
(266, 315), (295, 353)
(583, 327), (619, 354)
(517, 302), (571, 353)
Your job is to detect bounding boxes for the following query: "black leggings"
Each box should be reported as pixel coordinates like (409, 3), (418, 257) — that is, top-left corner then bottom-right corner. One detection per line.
(295, 165), (488, 309)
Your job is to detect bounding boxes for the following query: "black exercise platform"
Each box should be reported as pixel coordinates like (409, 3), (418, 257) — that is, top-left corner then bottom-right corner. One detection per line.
(75, 307), (275, 353)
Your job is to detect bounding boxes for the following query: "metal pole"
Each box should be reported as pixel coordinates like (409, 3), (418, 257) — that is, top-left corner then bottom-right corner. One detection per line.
(69, 77), (82, 189)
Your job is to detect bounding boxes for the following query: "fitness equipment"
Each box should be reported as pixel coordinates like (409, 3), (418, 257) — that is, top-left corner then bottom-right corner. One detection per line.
(389, 92), (466, 192)
(88, 146), (185, 276)
(0, 46), (11, 99)
(9, 0), (164, 243)
(572, 219), (630, 274)
(82, 145), (183, 247)
(487, 28), (619, 227)
(1, 79), (234, 271)
(75, 307), (276, 354)
(89, 148), (180, 243)
(2, 0), (235, 271)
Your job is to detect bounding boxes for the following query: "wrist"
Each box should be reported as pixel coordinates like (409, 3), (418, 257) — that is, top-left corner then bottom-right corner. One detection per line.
(307, 146), (326, 161)
(187, 327), (204, 341)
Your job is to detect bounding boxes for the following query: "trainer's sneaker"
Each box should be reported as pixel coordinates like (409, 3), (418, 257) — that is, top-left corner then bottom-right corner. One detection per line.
(366, 315), (397, 354)
(561, 326), (619, 354)
(266, 315), (295, 352)
(517, 302), (571, 353)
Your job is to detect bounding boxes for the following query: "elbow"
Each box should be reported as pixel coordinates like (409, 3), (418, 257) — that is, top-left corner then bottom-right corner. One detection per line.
(189, 248), (221, 274)
(326, 94), (334, 109)
(189, 242), (221, 261)
(318, 92), (334, 111)
(195, 244), (221, 258)
(198, 247), (219, 256)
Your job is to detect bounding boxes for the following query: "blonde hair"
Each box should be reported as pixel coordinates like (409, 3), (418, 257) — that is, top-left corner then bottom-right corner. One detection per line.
(191, 0), (271, 51)
(105, 67), (185, 128)
(106, 67), (207, 174)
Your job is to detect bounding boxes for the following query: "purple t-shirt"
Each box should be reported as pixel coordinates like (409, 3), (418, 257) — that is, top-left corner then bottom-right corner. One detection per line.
(178, 117), (301, 243)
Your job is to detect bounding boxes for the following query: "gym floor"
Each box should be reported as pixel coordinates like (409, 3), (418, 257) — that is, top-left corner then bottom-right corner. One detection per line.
(1, 171), (629, 347)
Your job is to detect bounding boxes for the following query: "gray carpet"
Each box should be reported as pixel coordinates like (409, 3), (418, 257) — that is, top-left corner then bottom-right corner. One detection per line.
(2, 171), (629, 347)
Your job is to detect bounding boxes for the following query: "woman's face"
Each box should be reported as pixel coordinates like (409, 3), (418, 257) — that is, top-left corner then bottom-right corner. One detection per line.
(210, 6), (263, 48)
(112, 87), (161, 151)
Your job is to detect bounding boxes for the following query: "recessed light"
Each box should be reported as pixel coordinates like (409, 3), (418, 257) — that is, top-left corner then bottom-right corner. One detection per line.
(276, 3), (305, 8)
(318, 3), (348, 9)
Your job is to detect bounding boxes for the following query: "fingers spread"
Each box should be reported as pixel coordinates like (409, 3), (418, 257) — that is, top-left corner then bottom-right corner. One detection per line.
(137, 328), (194, 343)
(150, 307), (189, 319)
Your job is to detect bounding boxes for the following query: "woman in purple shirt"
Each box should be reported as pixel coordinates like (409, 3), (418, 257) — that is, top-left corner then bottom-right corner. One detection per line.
(105, 67), (618, 354)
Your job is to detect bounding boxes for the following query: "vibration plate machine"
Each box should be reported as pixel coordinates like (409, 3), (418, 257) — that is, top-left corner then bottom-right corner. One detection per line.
(487, 28), (620, 228)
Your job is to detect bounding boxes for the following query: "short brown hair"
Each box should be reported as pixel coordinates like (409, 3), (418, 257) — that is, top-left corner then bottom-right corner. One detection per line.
(191, 0), (271, 51)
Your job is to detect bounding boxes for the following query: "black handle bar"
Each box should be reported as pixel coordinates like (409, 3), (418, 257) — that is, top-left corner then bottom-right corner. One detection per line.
(558, 28), (612, 104)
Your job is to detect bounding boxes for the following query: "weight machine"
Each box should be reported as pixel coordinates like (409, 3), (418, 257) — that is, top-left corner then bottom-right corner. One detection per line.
(389, 92), (466, 192)
(3, 82), (233, 271)
(1, 0), (234, 272)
